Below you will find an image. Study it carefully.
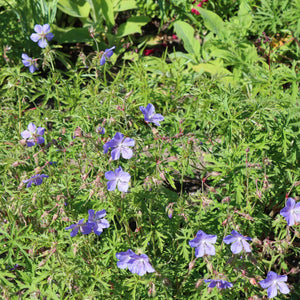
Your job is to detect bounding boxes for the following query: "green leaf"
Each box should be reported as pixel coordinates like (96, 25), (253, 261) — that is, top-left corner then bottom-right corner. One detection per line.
(113, 0), (137, 12)
(197, 8), (226, 39)
(192, 63), (231, 75)
(237, 0), (252, 31)
(87, 0), (115, 27)
(53, 26), (91, 44)
(57, 0), (90, 18)
(173, 21), (200, 59)
(117, 16), (150, 37)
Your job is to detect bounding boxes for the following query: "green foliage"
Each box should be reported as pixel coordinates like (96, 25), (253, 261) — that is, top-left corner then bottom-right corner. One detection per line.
(0, 0), (300, 298)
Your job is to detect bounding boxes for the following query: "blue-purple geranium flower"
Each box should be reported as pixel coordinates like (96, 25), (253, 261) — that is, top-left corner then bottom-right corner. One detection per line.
(280, 197), (300, 226)
(21, 122), (45, 147)
(65, 219), (94, 237)
(139, 103), (164, 126)
(100, 46), (115, 65)
(105, 166), (131, 192)
(97, 126), (105, 134)
(23, 174), (49, 188)
(116, 250), (155, 276)
(205, 279), (233, 289)
(103, 132), (135, 160)
(223, 230), (252, 254)
(87, 209), (110, 235)
(189, 230), (217, 257)
(116, 249), (136, 269)
(21, 54), (38, 73)
(259, 271), (290, 299)
(30, 24), (54, 48)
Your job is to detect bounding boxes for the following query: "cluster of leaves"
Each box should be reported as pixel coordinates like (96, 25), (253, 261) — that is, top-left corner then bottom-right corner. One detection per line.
(0, 0), (300, 299)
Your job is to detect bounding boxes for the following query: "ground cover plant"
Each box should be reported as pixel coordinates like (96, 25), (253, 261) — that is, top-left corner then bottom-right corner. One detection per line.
(0, 0), (299, 299)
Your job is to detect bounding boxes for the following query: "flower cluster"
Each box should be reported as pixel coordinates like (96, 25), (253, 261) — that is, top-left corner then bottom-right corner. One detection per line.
(189, 229), (252, 258)
(205, 279), (233, 289)
(22, 24), (54, 73)
(116, 249), (155, 276)
(65, 209), (109, 237)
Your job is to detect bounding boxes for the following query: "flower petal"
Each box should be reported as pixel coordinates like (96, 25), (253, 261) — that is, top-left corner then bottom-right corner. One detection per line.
(30, 33), (40, 42)
(38, 38), (48, 48)
(111, 148), (121, 160)
(107, 180), (117, 191)
(28, 123), (36, 133)
(21, 130), (32, 139)
(120, 147), (133, 159)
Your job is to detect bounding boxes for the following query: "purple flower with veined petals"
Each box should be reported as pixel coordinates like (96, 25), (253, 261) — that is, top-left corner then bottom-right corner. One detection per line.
(65, 219), (94, 237)
(87, 209), (110, 235)
(223, 230), (252, 254)
(139, 103), (164, 126)
(30, 24), (54, 48)
(205, 279), (233, 289)
(105, 166), (131, 192)
(280, 197), (300, 226)
(103, 132), (135, 160)
(189, 230), (217, 257)
(116, 250), (155, 276)
(128, 253), (155, 276)
(116, 249), (136, 269)
(21, 122), (45, 147)
(21, 54), (38, 73)
(23, 174), (49, 188)
(259, 271), (290, 299)
(100, 46), (115, 65)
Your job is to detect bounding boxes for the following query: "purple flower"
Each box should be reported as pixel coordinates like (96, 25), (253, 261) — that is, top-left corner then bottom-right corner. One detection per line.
(280, 197), (300, 226)
(100, 46), (115, 65)
(23, 174), (49, 188)
(103, 132), (135, 160)
(128, 253), (155, 276)
(189, 230), (217, 257)
(22, 53), (38, 73)
(259, 271), (290, 299)
(65, 219), (94, 237)
(116, 250), (155, 276)
(116, 249), (136, 269)
(139, 103), (164, 126)
(21, 122), (45, 147)
(87, 209), (110, 235)
(105, 166), (131, 192)
(223, 230), (252, 254)
(205, 279), (233, 289)
(97, 126), (105, 134)
(30, 24), (54, 48)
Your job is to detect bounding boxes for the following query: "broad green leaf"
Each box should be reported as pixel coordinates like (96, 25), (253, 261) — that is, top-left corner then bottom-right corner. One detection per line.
(58, 0), (90, 18)
(53, 26), (91, 43)
(192, 63), (232, 76)
(113, 0), (137, 11)
(197, 8), (226, 39)
(117, 16), (150, 37)
(237, 0), (252, 31)
(173, 21), (200, 59)
(87, 0), (115, 27)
